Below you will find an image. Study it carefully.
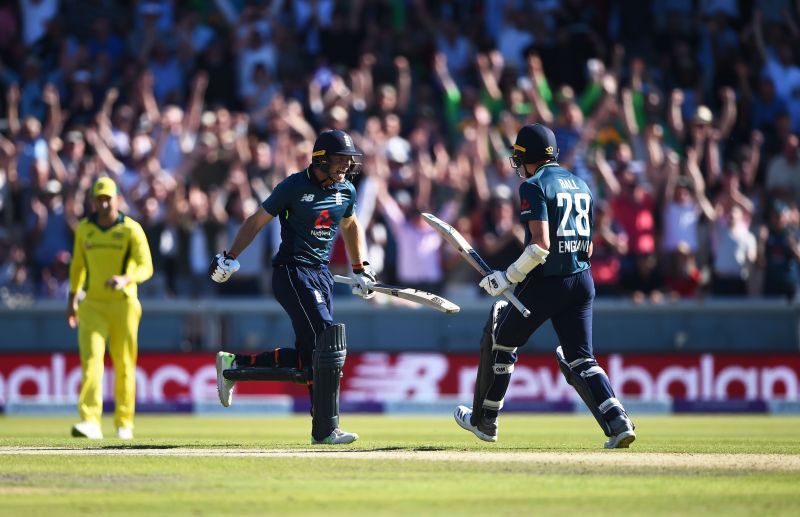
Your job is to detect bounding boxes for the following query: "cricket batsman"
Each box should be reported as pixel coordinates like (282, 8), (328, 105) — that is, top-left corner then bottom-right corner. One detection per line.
(454, 124), (636, 448)
(68, 177), (153, 440)
(210, 129), (375, 445)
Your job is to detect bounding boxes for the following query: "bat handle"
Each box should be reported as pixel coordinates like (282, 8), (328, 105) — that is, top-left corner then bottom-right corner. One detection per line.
(333, 274), (355, 285)
(504, 291), (531, 318)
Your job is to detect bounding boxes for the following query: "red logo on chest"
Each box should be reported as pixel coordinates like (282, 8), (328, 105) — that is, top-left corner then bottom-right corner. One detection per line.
(315, 209), (332, 229)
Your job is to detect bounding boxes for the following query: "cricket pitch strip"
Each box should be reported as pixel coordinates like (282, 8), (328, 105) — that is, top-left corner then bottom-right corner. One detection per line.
(2, 447), (799, 471)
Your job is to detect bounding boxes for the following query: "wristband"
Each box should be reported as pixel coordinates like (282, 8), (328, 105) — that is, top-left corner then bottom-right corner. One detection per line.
(352, 261), (370, 274)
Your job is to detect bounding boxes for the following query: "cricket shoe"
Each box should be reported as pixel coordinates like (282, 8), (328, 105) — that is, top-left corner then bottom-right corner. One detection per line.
(116, 427), (134, 440)
(71, 421), (103, 439)
(604, 416), (636, 449)
(453, 405), (497, 442)
(216, 351), (236, 407)
(311, 428), (359, 445)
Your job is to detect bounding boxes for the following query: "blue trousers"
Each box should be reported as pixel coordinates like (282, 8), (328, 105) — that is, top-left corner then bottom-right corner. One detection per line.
(482, 269), (622, 420)
(272, 264), (334, 369)
(495, 268), (595, 362)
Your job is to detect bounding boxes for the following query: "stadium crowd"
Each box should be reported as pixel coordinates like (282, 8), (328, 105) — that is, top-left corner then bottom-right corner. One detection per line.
(1, 0), (800, 305)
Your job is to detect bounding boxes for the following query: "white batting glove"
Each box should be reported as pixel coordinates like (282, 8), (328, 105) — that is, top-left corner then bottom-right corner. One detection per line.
(479, 270), (512, 297)
(209, 252), (240, 283)
(351, 262), (377, 300)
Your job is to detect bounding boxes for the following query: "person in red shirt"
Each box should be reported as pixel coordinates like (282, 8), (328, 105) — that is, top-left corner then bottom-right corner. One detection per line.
(664, 241), (702, 298)
(591, 200), (628, 296)
(611, 166), (656, 259)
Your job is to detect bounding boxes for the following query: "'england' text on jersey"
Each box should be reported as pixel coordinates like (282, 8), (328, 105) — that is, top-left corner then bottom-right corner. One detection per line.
(559, 239), (591, 253)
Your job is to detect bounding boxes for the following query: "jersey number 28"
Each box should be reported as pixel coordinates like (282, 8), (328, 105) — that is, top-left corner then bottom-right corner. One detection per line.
(556, 192), (591, 237)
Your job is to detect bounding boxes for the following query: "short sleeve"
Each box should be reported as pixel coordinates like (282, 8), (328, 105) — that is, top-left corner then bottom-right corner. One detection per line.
(519, 181), (547, 222)
(262, 177), (290, 216)
(342, 183), (356, 218)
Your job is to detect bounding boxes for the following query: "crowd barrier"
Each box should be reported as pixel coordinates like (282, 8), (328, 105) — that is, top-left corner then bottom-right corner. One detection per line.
(1, 298), (799, 353)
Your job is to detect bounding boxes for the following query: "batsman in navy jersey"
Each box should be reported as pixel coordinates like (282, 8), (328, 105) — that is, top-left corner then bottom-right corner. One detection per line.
(454, 124), (636, 449)
(209, 130), (376, 445)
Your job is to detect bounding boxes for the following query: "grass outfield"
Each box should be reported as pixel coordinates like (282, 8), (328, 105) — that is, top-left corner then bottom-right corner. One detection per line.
(1, 415), (799, 515)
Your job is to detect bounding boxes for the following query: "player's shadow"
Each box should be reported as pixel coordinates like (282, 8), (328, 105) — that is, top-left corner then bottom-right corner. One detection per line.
(99, 445), (181, 450)
(366, 446), (447, 452)
(411, 446), (447, 452)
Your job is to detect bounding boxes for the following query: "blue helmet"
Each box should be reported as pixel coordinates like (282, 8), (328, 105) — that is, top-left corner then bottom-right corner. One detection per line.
(510, 124), (559, 170)
(312, 130), (363, 177)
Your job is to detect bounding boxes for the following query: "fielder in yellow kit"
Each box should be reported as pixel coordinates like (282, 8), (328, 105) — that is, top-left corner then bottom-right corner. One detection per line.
(67, 177), (153, 440)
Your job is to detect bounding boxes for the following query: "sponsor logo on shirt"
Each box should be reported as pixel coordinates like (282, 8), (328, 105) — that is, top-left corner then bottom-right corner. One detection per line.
(300, 194), (315, 202)
(311, 209), (334, 239)
(84, 241), (124, 250)
(520, 198), (531, 215)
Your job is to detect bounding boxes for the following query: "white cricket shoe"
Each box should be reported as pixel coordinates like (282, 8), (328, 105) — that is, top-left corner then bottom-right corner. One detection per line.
(216, 351), (236, 407)
(604, 416), (636, 449)
(453, 405), (497, 442)
(311, 428), (359, 445)
(604, 429), (636, 449)
(71, 421), (103, 439)
(116, 427), (134, 440)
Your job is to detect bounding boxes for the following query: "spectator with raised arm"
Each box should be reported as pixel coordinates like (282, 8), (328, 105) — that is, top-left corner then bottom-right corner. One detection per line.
(661, 148), (716, 257)
(712, 205), (757, 297)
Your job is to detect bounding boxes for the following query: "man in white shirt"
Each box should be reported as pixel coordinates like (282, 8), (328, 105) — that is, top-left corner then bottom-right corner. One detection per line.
(766, 135), (800, 206)
(712, 206), (756, 296)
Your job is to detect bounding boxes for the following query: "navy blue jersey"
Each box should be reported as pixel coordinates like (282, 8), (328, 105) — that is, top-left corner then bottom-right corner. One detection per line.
(262, 168), (356, 266)
(519, 162), (592, 276)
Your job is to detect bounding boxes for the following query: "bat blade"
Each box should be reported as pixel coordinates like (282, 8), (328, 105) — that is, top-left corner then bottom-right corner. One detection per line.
(422, 213), (492, 275)
(422, 212), (532, 318)
(333, 275), (460, 314)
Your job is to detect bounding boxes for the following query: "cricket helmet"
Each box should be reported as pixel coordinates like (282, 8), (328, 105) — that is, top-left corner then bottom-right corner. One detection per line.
(510, 123), (559, 170)
(312, 129), (363, 177)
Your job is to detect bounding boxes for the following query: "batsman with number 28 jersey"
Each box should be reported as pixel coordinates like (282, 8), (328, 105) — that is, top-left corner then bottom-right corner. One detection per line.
(209, 130), (377, 445)
(455, 124), (636, 449)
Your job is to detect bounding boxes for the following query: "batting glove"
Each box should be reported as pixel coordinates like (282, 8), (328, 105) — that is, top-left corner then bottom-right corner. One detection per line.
(209, 251), (240, 283)
(479, 270), (512, 297)
(351, 262), (377, 300)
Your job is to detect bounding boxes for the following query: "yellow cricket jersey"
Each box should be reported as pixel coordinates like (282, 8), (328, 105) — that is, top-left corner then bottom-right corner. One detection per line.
(69, 212), (153, 300)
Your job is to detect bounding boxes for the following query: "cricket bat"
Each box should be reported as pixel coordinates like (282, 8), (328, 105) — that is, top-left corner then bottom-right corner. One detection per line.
(422, 212), (531, 318)
(334, 275), (460, 314)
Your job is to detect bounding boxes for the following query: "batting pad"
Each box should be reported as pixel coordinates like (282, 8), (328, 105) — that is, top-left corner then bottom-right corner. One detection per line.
(311, 324), (347, 441)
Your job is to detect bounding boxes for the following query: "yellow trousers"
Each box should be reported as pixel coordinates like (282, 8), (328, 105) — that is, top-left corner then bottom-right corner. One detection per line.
(77, 297), (142, 429)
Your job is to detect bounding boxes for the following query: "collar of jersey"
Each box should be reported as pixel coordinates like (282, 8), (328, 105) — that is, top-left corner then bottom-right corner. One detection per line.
(89, 211), (125, 231)
(532, 161), (560, 176)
